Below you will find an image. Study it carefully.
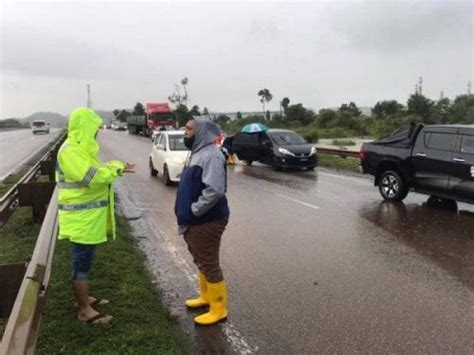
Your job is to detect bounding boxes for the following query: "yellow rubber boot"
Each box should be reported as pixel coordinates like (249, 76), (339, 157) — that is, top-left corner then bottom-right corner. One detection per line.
(194, 281), (228, 325)
(185, 271), (209, 308)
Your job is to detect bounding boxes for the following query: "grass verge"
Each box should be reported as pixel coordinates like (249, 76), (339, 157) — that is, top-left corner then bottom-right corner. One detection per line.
(318, 153), (361, 173)
(0, 207), (186, 353)
(37, 216), (187, 353)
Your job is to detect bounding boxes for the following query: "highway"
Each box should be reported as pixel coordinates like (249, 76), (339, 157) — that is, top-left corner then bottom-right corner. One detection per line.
(99, 130), (473, 354)
(0, 128), (61, 181)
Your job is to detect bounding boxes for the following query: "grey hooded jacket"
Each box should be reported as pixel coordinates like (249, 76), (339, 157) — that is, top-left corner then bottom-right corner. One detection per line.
(174, 116), (230, 233)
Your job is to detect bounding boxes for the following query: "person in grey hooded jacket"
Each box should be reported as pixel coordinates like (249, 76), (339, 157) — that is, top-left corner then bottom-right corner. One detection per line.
(174, 116), (230, 326)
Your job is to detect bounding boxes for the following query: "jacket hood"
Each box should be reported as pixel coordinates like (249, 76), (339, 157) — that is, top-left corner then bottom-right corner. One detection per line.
(66, 108), (103, 156)
(191, 115), (221, 153)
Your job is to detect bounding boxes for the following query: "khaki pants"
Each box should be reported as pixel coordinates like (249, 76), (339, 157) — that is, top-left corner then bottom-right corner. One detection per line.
(184, 219), (228, 283)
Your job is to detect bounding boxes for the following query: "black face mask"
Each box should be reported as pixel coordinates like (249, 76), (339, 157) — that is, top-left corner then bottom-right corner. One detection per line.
(184, 136), (195, 150)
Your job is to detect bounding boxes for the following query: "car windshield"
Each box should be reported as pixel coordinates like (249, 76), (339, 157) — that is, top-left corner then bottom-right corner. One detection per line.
(33, 121), (45, 127)
(168, 135), (187, 151)
(151, 113), (174, 122)
(268, 132), (306, 145)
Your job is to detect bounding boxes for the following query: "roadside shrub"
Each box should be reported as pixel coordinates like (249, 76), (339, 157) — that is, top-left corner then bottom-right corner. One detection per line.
(295, 126), (319, 143)
(374, 114), (423, 139)
(331, 139), (356, 146)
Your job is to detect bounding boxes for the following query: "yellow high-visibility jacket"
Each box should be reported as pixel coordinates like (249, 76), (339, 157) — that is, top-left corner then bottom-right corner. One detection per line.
(56, 108), (125, 244)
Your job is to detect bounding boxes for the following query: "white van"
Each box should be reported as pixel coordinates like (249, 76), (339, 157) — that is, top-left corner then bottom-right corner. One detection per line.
(31, 120), (50, 134)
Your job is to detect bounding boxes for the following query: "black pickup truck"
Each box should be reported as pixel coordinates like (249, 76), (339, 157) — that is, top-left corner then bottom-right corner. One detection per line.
(360, 124), (474, 203)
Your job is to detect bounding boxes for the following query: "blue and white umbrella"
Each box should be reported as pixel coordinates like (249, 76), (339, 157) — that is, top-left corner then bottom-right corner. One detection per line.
(241, 123), (269, 133)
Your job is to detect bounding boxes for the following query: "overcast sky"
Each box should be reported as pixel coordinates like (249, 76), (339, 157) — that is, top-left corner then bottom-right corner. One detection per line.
(1, 0), (473, 119)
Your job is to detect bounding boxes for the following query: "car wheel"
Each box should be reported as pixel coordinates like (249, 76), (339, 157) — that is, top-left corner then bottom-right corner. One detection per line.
(149, 158), (158, 176)
(163, 164), (172, 186)
(306, 166), (315, 171)
(378, 170), (408, 201)
(242, 160), (253, 166)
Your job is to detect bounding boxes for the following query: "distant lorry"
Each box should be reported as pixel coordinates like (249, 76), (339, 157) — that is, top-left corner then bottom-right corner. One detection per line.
(127, 102), (175, 137)
(360, 123), (474, 203)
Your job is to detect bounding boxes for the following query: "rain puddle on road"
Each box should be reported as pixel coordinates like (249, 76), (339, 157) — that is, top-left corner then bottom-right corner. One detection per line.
(234, 164), (318, 192)
(359, 199), (474, 289)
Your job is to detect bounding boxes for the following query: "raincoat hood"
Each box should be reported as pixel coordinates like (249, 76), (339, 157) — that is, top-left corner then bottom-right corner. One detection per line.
(191, 115), (221, 153)
(67, 108), (103, 156)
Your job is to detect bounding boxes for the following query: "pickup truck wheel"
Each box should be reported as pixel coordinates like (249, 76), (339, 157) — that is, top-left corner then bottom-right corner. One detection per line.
(163, 164), (172, 186)
(149, 158), (158, 176)
(379, 170), (408, 201)
(242, 160), (253, 166)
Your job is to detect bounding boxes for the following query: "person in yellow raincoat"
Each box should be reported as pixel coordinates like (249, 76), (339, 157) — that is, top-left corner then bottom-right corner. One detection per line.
(56, 108), (135, 325)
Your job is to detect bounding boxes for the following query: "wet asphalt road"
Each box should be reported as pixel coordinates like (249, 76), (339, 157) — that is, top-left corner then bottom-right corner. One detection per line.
(99, 130), (474, 354)
(0, 128), (61, 181)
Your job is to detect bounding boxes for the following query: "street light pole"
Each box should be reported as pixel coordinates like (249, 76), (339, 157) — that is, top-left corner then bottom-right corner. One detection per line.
(87, 84), (92, 108)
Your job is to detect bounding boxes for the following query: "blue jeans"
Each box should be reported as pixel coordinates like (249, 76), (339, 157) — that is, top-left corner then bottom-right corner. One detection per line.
(71, 242), (96, 280)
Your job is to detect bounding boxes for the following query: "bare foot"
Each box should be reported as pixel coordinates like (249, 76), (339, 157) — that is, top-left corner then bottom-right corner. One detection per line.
(74, 296), (110, 307)
(77, 309), (113, 325)
(89, 296), (110, 305)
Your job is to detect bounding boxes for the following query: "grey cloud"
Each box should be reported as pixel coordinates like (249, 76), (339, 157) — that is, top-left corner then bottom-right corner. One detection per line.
(0, 1), (472, 119)
(1, 26), (138, 80)
(331, 1), (473, 52)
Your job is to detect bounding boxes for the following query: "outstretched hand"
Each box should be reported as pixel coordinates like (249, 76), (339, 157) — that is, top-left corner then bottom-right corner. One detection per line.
(123, 163), (136, 173)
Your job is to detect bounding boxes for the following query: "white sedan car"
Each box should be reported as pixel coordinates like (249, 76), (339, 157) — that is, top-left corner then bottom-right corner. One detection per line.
(149, 131), (188, 185)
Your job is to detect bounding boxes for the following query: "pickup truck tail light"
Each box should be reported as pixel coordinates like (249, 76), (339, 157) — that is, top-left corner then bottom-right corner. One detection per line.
(359, 147), (365, 161)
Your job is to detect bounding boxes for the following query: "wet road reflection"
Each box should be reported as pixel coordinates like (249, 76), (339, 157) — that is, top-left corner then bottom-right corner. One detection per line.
(360, 200), (474, 288)
(100, 131), (474, 353)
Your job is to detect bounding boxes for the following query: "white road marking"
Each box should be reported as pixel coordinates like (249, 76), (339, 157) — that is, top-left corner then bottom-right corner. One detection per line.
(276, 193), (320, 210)
(318, 171), (369, 185)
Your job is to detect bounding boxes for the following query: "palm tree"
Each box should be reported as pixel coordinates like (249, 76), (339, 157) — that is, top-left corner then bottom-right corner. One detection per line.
(181, 77), (189, 106)
(258, 89), (273, 114)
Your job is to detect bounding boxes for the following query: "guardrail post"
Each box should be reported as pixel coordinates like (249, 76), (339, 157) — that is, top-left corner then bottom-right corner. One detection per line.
(40, 160), (55, 182)
(0, 263), (27, 318)
(18, 182), (56, 222)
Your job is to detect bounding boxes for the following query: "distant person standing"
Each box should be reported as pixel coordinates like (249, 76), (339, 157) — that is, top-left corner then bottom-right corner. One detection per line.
(56, 108), (135, 325)
(175, 116), (230, 325)
(222, 135), (236, 165)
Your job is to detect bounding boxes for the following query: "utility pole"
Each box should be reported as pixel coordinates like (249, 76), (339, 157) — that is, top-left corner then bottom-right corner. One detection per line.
(440, 90), (444, 100)
(87, 84), (92, 108)
(418, 77), (423, 95)
(468, 81), (472, 95)
(415, 83), (419, 95)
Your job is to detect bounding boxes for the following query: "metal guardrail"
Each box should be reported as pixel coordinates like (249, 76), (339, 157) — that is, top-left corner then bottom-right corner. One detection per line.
(316, 147), (360, 158)
(0, 132), (66, 354)
(0, 188), (59, 355)
(0, 131), (66, 225)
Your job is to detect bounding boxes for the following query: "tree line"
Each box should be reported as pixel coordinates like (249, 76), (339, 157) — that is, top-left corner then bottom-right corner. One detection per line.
(112, 80), (474, 142)
(219, 89), (474, 142)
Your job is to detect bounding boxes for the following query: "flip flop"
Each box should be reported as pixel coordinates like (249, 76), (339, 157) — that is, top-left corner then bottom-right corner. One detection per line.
(74, 297), (110, 307)
(90, 297), (109, 306)
(79, 313), (113, 325)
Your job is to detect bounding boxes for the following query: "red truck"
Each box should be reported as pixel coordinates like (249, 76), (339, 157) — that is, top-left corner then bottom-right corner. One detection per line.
(127, 102), (175, 137)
